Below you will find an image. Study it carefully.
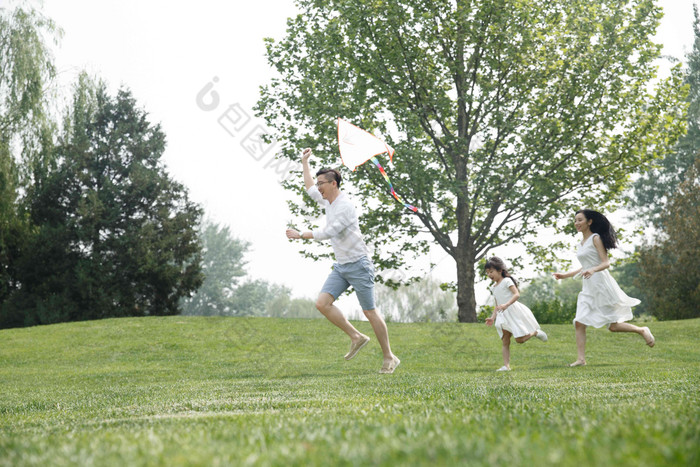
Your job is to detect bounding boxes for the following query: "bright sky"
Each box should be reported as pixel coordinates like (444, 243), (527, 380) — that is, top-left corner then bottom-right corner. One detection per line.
(11, 0), (698, 314)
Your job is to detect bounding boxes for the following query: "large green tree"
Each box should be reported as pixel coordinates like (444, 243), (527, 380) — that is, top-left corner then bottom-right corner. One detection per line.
(0, 75), (203, 328)
(631, 5), (700, 225)
(637, 158), (700, 320)
(258, 0), (686, 321)
(0, 5), (59, 307)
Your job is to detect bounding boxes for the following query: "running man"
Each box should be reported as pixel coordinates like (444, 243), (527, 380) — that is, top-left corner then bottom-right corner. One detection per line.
(285, 148), (400, 374)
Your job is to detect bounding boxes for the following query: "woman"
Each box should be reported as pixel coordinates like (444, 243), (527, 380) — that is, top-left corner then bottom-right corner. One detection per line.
(553, 209), (655, 367)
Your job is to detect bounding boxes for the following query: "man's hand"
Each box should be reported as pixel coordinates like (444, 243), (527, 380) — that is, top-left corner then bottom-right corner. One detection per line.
(301, 148), (313, 190)
(301, 148), (312, 163)
(286, 229), (302, 240)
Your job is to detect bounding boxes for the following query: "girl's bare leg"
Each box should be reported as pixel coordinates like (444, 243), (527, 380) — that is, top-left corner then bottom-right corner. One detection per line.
(515, 331), (537, 344)
(502, 331), (512, 369)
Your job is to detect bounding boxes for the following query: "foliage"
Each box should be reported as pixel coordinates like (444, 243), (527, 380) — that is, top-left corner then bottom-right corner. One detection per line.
(180, 220), (250, 316)
(630, 5), (700, 225)
(258, 0), (687, 322)
(517, 273), (576, 306)
(528, 299), (576, 325)
(375, 276), (457, 322)
(624, 8), (700, 321)
(1, 316), (698, 465)
(0, 5), (59, 137)
(228, 279), (292, 317)
(227, 280), (318, 319)
(0, 75), (203, 328)
(518, 275), (556, 304)
(637, 159), (700, 320)
(476, 304), (492, 323)
(264, 294), (319, 319)
(178, 219), (317, 319)
(0, 5), (59, 308)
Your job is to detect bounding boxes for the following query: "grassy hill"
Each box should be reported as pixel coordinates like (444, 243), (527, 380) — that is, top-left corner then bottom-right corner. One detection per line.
(1, 316), (698, 466)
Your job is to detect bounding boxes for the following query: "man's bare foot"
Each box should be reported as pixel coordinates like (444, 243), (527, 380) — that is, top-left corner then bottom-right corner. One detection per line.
(344, 334), (370, 360)
(569, 360), (586, 367)
(379, 355), (400, 374)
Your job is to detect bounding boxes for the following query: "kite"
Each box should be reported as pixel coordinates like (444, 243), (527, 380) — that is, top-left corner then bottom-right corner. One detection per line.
(337, 118), (418, 213)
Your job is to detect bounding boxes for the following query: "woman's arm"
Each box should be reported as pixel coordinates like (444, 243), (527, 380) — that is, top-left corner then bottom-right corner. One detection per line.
(581, 235), (610, 278)
(553, 268), (582, 280)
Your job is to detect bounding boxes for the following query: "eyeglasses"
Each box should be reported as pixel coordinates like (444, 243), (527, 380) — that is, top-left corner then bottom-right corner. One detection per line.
(316, 180), (333, 187)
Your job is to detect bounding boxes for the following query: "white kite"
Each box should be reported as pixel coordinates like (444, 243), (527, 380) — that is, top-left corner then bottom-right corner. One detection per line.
(336, 118), (417, 212)
(337, 118), (395, 170)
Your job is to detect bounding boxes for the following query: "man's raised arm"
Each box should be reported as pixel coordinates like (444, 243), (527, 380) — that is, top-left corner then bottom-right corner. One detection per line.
(302, 148), (313, 191)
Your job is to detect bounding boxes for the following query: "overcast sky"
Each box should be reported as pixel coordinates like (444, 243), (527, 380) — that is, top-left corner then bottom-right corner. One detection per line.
(14, 0), (698, 313)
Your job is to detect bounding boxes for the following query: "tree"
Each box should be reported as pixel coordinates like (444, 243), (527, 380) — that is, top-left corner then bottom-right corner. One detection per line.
(257, 0), (686, 322)
(0, 75), (203, 327)
(0, 5), (59, 308)
(180, 220), (249, 316)
(229, 279), (291, 317)
(519, 274), (581, 307)
(637, 158), (700, 320)
(179, 219), (316, 319)
(0, 5), (58, 138)
(631, 5), (700, 225)
(263, 293), (319, 319)
(375, 276), (457, 322)
(516, 274), (577, 324)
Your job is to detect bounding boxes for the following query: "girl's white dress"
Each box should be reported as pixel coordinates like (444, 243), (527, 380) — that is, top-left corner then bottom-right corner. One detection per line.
(574, 233), (640, 328)
(492, 277), (541, 338)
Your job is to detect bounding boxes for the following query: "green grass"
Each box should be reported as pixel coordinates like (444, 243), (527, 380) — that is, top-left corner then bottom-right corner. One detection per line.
(1, 316), (698, 466)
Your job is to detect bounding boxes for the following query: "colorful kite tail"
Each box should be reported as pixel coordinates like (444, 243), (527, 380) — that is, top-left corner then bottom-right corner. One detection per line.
(370, 157), (418, 212)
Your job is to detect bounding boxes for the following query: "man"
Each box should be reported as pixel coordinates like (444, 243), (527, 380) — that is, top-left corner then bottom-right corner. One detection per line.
(286, 148), (400, 374)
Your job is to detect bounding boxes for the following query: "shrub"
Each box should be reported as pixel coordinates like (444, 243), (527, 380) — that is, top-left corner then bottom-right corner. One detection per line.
(529, 299), (576, 324)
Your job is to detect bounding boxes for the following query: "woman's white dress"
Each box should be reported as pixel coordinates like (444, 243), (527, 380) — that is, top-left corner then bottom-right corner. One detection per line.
(493, 277), (541, 338)
(574, 233), (640, 328)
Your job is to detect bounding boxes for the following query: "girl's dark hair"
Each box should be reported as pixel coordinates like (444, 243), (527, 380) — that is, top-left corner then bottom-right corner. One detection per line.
(316, 167), (342, 188)
(577, 209), (617, 250)
(484, 256), (519, 290)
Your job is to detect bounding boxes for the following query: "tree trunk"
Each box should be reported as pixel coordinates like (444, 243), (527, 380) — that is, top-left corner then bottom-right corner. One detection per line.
(456, 245), (477, 322)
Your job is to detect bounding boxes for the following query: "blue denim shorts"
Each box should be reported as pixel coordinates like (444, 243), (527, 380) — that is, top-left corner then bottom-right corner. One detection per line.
(321, 256), (375, 311)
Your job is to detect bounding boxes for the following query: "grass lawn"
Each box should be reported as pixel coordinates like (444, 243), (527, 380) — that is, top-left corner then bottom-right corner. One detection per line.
(1, 316), (698, 466)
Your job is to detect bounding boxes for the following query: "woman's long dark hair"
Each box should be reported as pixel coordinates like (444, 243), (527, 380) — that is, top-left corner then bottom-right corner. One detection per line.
(484, 257), (519, 290)
(577, 209), (618, 250)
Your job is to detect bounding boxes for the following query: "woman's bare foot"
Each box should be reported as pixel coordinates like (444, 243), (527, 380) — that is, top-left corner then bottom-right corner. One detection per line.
(641, 327), (655, 347)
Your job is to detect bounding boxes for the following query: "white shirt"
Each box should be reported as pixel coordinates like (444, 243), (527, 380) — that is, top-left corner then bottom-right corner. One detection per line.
(308, 185), (369, 264)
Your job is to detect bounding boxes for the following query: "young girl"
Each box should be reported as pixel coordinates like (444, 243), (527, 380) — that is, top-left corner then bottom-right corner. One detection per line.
(484, 257), (548, 371)
(553, 209), (655, 367)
